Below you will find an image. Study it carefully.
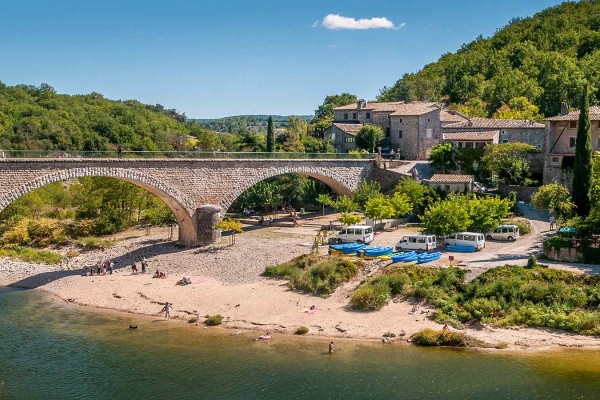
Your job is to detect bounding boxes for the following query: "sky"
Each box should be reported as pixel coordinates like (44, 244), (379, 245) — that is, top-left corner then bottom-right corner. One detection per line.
(0, 0), (565, 119)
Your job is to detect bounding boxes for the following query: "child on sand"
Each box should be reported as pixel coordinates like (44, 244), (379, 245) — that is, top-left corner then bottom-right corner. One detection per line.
(160, 302), (172, 320)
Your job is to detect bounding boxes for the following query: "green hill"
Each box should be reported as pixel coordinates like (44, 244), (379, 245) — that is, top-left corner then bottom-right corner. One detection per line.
(377, 0), (600, 118)
(192, 115), (312, 134)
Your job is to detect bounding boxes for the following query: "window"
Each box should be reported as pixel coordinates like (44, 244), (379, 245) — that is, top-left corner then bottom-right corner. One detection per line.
(343, 113), (348, 120)
(344, 137), (354, 143)
(456, 234), (464, 240)
(366, 112), (371, 119)
(399, 130), (403, 138)
(365, 227), (373, 234)
(552, 157), (559, 163)
(388, 115), (392, 123)
(501, 139), (509, 144)
(331, 132), (336, 141)
(569, 137), (576, 147)
(386, 127), (390, 137)
(399, 118), (403, 123)
(445, 185), (451, 191)
(569, 121), (577, 129)
(426, 128), (433, 139)
(417, 237), (426, 243)
(340, 229), (347, 235)
(352, 113), (357, 120)
(535, 144), (542, 150)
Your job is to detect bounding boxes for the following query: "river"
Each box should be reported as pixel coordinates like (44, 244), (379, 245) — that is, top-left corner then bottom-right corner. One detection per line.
(0, 287), (599, 399)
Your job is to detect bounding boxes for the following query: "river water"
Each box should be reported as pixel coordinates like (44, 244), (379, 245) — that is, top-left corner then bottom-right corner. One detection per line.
(0, 287), (599, 399)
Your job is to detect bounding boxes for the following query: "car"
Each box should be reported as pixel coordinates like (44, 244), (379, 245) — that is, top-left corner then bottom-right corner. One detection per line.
(395, 234), (437, 253)
(333, 225), (374, 244)
(444, 232), (486, 250)
(473, 182), (487, 193)
(486, 224), (520, 241)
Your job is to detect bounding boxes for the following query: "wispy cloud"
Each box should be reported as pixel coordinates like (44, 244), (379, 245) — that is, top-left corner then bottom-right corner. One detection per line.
(321, 14), (402, 30)
(312, 19), (319, 28)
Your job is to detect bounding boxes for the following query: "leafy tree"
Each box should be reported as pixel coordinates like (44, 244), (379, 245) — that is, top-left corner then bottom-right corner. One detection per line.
(492, 97), (543, 121)
(339, 212), (362, 226)
(352, 180), (381, 209)
(355, 125), (384, 153)
(312, 93), (357, 128)
(394, 178), (438, 216)
(572, 84), (593, 217)
(531, 183), (575, 222)
(429, 143), (458, 174)
(333, 196), (359, 213)
(422, 197), (471, 237)
(481, 142), (537, 185)
(215, 218), (243, 245)
(266, 115), (274, 152)
(317, 193), (334, 217)
(388, 192), (412, 219)
(281, 116), (306, 152)
(364, 196), (395, 226)
(467, 196), (511, 233)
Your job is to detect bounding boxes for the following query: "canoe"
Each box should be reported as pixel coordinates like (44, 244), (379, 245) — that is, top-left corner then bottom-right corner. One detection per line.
(329, 243), (366, 254)
(445, 245), (476, 253)
(391, 251), (417, 263)
(362, 246), (394, 257)
(417, 252), (442, 264)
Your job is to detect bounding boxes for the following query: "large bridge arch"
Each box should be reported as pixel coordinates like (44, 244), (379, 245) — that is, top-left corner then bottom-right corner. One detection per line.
(0, 167), (200, 246)
(218, 165), (360, 213)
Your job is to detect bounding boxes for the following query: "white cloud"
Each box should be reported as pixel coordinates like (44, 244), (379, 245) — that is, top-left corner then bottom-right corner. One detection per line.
(321, 14), (402, 30)
(312, 19), (319, 28)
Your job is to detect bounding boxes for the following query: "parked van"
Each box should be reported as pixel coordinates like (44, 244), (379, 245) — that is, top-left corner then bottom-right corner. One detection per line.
(444, 232), (486, 250)
(334, 225), (374, 244)
(486, 225), (520, 241)
(395, 235), (437, 253)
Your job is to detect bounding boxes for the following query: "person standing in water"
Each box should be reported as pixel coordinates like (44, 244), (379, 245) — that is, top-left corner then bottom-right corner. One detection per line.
(160, 302), (172, 320)
(328, 341), (334, 354)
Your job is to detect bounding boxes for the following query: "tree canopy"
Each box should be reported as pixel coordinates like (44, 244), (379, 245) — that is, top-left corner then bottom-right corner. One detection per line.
(355, 125), (384, 153)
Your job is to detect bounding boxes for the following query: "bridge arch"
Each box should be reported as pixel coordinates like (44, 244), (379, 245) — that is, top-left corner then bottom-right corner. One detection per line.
(218, 165), (358, 213)
(0, 167), (199, 246)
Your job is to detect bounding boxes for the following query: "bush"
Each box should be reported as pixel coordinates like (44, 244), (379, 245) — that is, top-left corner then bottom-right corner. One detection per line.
(0, 245), (63, 264)
(295, 326), (309, 335)
(506, 218), (531, 235)
(75, 237), (118, 250)
(188, 317), (198, 324)
(205, 314), (223, 326)
(350, 282), (392, 311)
(411, 329), (467, 347)
(527, 256), (538, 268)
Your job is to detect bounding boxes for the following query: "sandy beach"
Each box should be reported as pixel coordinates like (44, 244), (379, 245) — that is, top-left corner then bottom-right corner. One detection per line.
(2, 207), (600, 351)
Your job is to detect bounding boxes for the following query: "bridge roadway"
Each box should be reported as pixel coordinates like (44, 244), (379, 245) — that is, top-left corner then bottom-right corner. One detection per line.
(0, 156), (375, 246)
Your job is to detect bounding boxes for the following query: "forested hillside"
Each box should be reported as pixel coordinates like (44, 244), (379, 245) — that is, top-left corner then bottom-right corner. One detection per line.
(378, 0), (600, 118)
(193, 115), (312, 134)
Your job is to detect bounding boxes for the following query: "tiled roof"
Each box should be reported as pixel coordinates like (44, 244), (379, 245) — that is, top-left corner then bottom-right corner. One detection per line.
(334, 101), (440, 116)
(429, 174), (474, 183)
(443, 118), (544, 129)
(331, 123), (363, 135)
(440, 110), (469, 123)
(443, 131), (499, 141)
(545, 106), (600, 121)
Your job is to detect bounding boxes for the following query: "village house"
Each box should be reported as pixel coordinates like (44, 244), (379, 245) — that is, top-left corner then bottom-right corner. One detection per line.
(427, 174), (474, 193)
(326, 100), (443, 160)
(442, 117), (545, 175)
(442, 130), (499, 149)
(543, 104), (600, 185)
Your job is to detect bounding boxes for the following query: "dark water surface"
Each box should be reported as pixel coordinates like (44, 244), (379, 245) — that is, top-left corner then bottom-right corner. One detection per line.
(0, 287), (599, 399)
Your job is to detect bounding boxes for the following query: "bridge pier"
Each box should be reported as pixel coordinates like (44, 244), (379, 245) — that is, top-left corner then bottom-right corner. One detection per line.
(189, 205), (222, 246)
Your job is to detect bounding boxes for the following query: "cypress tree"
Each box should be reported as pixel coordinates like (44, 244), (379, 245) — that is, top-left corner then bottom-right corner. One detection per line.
(572, 84), (593, 217)
(266, 115), (274, 152)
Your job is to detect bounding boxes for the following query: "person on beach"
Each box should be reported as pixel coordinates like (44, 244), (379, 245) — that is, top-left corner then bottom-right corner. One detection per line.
(141, 258), (148, 274)
(256, 332), (271, 341)
(328, 341), (334, 354)
(160, 302), (172, 320)
(108, 260), (114, 275)
(153, 270), (160, 278)
(96, 262), (101, 276)
(131, 263), (138, 274)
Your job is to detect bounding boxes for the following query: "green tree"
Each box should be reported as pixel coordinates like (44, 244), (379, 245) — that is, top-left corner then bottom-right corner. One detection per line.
(572, 84), (593, 217)
(266, 115), (274, 152)
(394, 178), (438, 216)
(333, 196), (360, 213)
(364, 196), (395, 226)
(317, 193), (334, 217)
(312, 93), (357, 129)
(467, 196), (511, 233)
(355, 125), (384, 153)
(531, 183), (575, 222)
(422, 197), (471, 237)
(388, 192), (412, 219)
(492, 97), (543, 121)
(339, 212), (362, 226)
(216, 218), (243, 245)
(281, 116), (306, 152)
(429, 143), (458, 173)
(481, 142), (537, 185)
(352, 180), (381, 209)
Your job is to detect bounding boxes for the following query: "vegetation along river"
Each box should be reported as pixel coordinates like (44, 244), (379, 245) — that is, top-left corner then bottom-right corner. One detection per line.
(0, 287), (599, 399)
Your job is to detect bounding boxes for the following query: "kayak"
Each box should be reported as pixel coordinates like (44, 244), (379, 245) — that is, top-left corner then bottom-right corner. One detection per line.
(391, 251), (417, 263)
(417, 252), (442, 264)
(445, 245), (476, 253)
(329, 243), (366, 254)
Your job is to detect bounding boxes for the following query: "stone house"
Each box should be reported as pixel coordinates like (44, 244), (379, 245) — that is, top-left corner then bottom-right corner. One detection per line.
(543, 105), (600, 185)
(329, 100), (443, 160)
(442, 130), (499, 149)
(427, 174), (474, 192)
(324, 123), (363, 153)
(443, 118), (545, 174)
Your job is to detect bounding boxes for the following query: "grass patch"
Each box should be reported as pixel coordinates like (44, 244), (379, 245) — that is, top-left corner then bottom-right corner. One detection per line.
(351, 265), (600, 335)
(75, 237), (118, 250)
(411, 329), (467, 347)
(205, 314), (223, 326)
(0, 245), (63, 264)
(264, 254), (363, 297)
(295, 326), (309, 335)
(188, 317), (198, 324)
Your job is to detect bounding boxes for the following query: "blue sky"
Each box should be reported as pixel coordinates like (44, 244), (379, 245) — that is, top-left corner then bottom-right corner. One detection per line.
(0, 0), (564, 118)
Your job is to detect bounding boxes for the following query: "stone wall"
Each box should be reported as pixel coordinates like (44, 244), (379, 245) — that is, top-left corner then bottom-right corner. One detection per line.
(497, 184), (539, 202)
(544, 247), (583, 263)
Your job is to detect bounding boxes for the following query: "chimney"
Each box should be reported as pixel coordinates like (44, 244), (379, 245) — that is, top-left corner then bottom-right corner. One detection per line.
(560, 102), (569, 116)
(357, 99), (366, 109)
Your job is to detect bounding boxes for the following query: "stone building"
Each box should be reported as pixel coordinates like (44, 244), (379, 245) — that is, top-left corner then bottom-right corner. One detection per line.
(443, 118), (545, 174)
(427, 174), (474, 193)
(543, 105), (600, 185)
(325, 123), (363, 153)
(328, 100), (443, 160)
(442, 131), (499, 149)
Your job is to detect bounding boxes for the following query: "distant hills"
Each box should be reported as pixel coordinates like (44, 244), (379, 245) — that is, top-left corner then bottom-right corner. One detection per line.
(191, 115), (312, 134)
(378, 1), (600, 118)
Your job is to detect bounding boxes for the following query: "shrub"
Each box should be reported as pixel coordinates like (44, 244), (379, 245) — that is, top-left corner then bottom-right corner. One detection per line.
(188, 317), (198, 324)
(295, 326), (309, 335)
(350, 282), (392, 311)
(75, 237), (118, 250)
(411, 329), (467, 347)
(205, 314), (223, 326)
(0, 245), (63, 264)
(527, 256), (539, 268)
(506, 218), (531, 235)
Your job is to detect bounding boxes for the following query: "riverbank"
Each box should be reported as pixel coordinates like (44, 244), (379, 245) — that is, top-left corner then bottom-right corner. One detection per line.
(1, 221), (599, 350)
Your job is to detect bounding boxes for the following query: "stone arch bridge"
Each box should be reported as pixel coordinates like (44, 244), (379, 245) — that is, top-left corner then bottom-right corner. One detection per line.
(0, 158), (379, 246)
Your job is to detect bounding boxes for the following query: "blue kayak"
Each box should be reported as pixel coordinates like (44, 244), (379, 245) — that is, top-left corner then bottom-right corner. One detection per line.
(391, 251), (417, 263)
(329, 243), (366, 254)
(362, 246), (394, 257)
(417, 252), (442, 264)
(445, 245), (476, 253)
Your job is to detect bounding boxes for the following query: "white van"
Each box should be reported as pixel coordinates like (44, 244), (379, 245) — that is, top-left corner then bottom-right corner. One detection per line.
(395, 235), (437, 253)
(444, 232), (486, 250)
(486, 225), (520, 241)
(334, 225), (374, 244)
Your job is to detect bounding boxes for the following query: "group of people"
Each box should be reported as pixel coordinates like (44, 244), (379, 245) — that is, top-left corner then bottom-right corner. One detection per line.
(130, 257), (149, 274)
(84, 259), (114, 276)
(153, 270), (167, 279)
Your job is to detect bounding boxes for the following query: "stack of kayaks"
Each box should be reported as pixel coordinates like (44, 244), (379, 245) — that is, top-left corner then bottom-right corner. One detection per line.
(329, 242), (366, 255)
(445, 245), (476, 253)
(358, 246), (394, 259)
(391, 251), (417, 263)
(417, 252), (442, 264)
